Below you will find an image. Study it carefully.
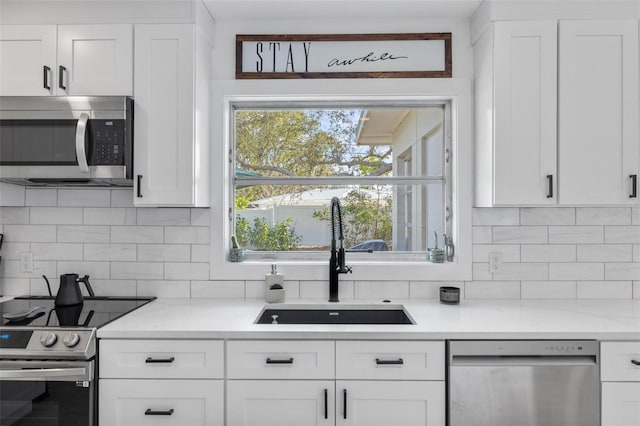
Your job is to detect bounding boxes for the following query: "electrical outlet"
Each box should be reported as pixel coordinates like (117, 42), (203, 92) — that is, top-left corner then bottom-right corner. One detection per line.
(20, 252), (33, 273)
(489, 252), (502, 274)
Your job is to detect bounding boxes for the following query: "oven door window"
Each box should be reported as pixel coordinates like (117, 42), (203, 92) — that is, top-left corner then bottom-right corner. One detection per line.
(0, 361), (95, 426)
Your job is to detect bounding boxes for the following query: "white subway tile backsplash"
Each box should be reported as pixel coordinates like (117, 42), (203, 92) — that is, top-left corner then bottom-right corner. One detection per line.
(31, 276), (58, 296)
(3, 260), (56, 278)
(30, 207), (82, 225)
(191, 209), (211, 226)
(549, 263), (604, 281)
(634, 281), (640, 299)
(111, 226), (163, 244)
(605, 263), (640, 281)
(473, 208), (519, 226)
(165, 226), (209, 244)
(634, 245), (640, 262)
(473, 244), (520, 263)
(58, 226), (109, 243)
(137, 280), (190, 298)
(1, 278), (30, 295)
(355, 280), (409, 299)
(492, 263), (548, 281)
(138, 244), (190, 262)
(577, 244), (633, 262)
(577, 207), (632, 225)
(472, 226), (492, 244)
(521, 245), (576, 262)
(410, 281), (464, 299)
(472, 263), (492, 281)
(58, 261), (110, 279)
(191, 245), (210, 262)
(0, 207), (29, 224)
(58, 189), (110, 207)
(633, 208), (640, 226)
(110, 189), (134, 208)
(520, 208), (575, 226)
(577, 281), (633, 299)
(299, 280), (354, 300)
(84, 208), (136, 225)
(31, 243), (82, 261)
(90, 279), (137, 297)
(521, 281), (576, 299)
(192, 280), (245, 298)
(0, 183), (25, 206)
(605, 226), (640, 244)
(25, 188), (57, 206)
(4, 225), (56, 242)
(549, 226), (604, 244)
(0, 242), (30, 260)
(465, 281), (520, 299)
(137, 208), (191, 226)
(492, 226), (547, 244)
(164, 262), (209, 280)
(245, 280), (264, 299)
(111, 262), (163, 280)
(84, 244), (136, 262)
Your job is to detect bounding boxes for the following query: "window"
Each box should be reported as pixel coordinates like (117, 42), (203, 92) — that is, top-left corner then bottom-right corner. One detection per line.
(231, 100), (452, 262)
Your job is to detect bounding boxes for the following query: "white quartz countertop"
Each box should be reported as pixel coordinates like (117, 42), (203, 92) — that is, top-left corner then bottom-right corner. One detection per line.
(96, 298), (640, 340)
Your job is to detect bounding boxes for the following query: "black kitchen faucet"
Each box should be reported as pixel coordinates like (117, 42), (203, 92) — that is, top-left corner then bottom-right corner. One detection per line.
(328, 197), (352, 302)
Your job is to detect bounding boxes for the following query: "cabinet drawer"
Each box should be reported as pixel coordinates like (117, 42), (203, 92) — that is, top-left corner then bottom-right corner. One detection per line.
(100, 379), (223, 426)
(99, 339), (223, 379)
(336, 341), (444, 380)
(227, 340), (335, 379)
(602, 382), (640, 426)
(601, 342), (640, 382)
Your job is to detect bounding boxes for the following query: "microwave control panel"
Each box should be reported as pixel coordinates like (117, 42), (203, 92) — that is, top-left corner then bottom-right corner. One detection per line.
(89, 119), (126, 165)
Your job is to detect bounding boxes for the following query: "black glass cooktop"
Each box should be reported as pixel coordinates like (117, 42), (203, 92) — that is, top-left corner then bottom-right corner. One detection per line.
(0, 296), (154, 328)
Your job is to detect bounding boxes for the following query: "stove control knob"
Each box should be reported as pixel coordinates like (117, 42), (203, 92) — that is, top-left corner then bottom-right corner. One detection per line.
(40, 331), (58, 348)
(63, 332), (80, 348)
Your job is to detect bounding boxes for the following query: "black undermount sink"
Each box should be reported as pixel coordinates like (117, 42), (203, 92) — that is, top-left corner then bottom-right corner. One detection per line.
(255, 305), (415, 325)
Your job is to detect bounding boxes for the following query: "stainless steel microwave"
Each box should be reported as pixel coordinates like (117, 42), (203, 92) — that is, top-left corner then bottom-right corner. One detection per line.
(0, 96), (133, 187)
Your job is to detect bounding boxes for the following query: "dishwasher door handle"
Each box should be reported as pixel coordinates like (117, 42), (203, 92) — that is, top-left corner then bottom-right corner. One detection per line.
(450, 355), (598, 366)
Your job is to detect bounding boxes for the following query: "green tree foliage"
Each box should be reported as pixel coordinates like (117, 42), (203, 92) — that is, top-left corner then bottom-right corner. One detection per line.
(235, 216), (302, 251)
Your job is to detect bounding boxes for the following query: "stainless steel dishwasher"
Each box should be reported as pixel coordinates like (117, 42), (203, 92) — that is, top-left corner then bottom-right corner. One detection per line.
(448, 340), (600, 426)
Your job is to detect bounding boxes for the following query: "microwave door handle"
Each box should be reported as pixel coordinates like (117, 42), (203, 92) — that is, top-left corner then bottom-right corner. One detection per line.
(75, 113), (90, 173)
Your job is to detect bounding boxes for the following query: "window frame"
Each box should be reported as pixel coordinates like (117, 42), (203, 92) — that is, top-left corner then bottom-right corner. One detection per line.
(210, 79), (472, 283)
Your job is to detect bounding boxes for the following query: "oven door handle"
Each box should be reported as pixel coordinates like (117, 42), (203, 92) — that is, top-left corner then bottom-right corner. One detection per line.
(75, 113), (90, 173)
(0, 367), (90, 381)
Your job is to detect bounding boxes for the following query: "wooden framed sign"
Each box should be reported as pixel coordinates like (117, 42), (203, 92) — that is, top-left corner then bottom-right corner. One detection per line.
(236, 33), (452, 79)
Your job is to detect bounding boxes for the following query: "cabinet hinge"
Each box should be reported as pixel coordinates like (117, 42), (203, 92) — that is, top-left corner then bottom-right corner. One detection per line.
(228, 207), (233, 221)
(229, 149), (233, 164)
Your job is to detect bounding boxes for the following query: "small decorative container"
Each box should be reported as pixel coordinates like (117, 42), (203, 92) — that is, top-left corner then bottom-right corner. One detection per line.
(229, 248), (245, 262)
(429, 248), (445, 263)
(266, 284), (285, 303)
(440, 286), (460, 304)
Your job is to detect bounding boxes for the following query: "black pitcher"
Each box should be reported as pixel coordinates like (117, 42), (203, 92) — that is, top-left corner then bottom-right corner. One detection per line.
(55, 273), (95, 306)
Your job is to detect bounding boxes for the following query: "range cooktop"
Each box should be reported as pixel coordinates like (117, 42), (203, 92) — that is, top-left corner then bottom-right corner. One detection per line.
(0, 296), (154, 328)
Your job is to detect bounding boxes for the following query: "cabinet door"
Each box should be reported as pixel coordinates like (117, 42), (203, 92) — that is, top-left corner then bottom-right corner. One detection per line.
(602, 382), (640, 426)
(559, 20), (639, 204)
(0, 25), (56, 95)
(493, 21), (558, 204)
(99, 379), (223, 426)
(57, 24), (132, 95)
(336, 381), (445, 426)
(227, 380), (334, 426)
(133, 24), (195, 206)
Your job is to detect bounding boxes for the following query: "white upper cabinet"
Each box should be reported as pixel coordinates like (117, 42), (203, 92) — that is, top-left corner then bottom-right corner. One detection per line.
(133, 22), (211, 206)
(558, 20), (639, 205)
(475, 19), (639, 206)
(57, 25), (132, 95)
(0, 24), (132, 96)
(0, 25), (57, 96)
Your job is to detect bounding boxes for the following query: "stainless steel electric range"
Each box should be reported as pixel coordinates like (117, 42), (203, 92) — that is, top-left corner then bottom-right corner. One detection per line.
(0, 296), (154, 426)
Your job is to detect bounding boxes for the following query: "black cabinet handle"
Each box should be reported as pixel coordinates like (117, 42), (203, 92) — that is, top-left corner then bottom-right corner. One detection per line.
(630, 175), (637, 198)
(546, 175), (553, 198)
(324, 388), (328, 419)
(58, 65), (66, 90)
(266, 357), (294, 364)
(631, 359), (640, 366)
(375, 358), (404, 365)
(145, 356), (175, 363)
(43, 65), (51, 90)
(137, 175), (143, 198)
(145, 409), (174, 416)
(343, 389), (347, 419)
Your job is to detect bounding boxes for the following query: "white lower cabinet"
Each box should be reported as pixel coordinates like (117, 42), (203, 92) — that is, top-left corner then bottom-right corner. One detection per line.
(337, 381), (444, 426)
(100, 379), (224, 426)
(227, 380), (335, 426)
(601, 342), (640, 426)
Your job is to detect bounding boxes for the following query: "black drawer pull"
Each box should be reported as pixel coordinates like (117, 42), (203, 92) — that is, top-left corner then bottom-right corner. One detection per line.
(324, 388), (328, 419)
(546, 174), (553, 198)
(630, 175), (637, 198)
(145, 357), (175, 364)
(375, 358), (404, 365)
(137, 175), (143, 198)
(145, 409), (174, 416)
(43, 65), (51, 90)
(58, 65), (66, 90)
(631, 359), (640, 366)
(343, 389), (347, 419)
(266, 357), (294, 364)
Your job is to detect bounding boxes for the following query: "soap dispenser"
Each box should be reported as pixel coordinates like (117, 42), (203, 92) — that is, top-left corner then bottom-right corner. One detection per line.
(265, 264), (285, 303)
